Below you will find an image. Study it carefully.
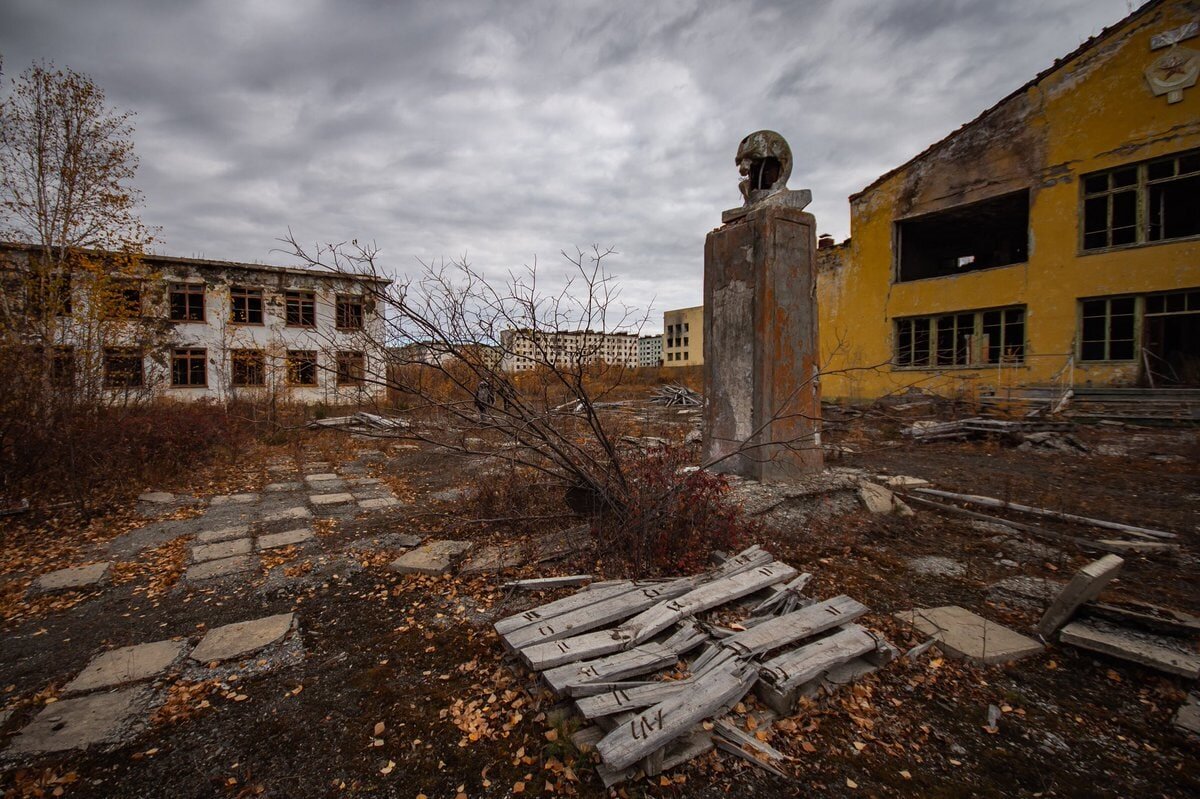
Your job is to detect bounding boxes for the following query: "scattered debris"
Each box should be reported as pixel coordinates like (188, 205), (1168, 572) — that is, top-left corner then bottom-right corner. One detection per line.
(893, 606), (1043, 665)
(857, 481), (912, 516)
(307, 411), (409, 434)
(495, 547), (891, 785)
(1059, 619), (1200, 678)
(503, 575), (593, 591)
(1035, 555), (1124, 636)
(649, 384), (703, 407)
(903, 417), (1073, 443)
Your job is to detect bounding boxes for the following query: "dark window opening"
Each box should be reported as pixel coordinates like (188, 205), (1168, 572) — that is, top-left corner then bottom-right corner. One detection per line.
(336, 351), (365, 385)
(336, 295), (364, 329)
(1148, 174), (1200, 242)
(103, 347), (143, 387)
(169, 283), (205, 321)
(286, 350), (317, 386)
(102, 280), (142, 318)
(1079, 297), (1135, 361)
(171, 348), (207, 386)
(897, 306), (1024, 367)
(27, 274), (72, 317)
(230, 286), (263, 324)
(231, 349), (265, 387)
(286, 290), (315, 327)
(982, 308), (1026, 364)
(897, 191), (1029, 281)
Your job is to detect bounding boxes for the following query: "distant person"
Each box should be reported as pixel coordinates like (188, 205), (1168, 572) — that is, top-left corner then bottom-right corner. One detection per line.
(474, 378), (494, 420)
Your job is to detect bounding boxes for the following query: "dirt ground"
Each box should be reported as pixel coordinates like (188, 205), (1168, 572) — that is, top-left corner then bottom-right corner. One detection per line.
(0, 403), (1197, 798)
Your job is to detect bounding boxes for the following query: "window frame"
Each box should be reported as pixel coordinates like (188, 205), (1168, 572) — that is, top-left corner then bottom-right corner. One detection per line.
(230, 348), (266, 387)
(230, 286), (264, 325)
(285, 289), (316, 328)
(170, 347), (208, 387)
(894, 305), (1027, 369)
(1080, 148), (1200, 254)
(336, 350), (366, 386)
(169, 283), (206, 322)
(103, 347), (144, 388)
(335, 294), (364, 330)
(286, 349), (318, 386)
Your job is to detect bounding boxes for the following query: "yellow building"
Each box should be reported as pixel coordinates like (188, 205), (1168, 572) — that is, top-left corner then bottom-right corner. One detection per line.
(663, 305), (704, 366)
(819, 0), (1200, 402)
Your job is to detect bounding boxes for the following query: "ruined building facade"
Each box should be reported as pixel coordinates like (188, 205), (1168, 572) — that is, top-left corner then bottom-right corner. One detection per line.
(819, 0), (1200, 400)
(1, 243), (390, 403)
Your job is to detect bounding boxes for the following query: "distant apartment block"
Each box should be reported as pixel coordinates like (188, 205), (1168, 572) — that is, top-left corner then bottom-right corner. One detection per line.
(663, 305), (703, 366)
(638, 334), (663, 367)
(0, 242), (390, 402)
(499, 328), (638, 371)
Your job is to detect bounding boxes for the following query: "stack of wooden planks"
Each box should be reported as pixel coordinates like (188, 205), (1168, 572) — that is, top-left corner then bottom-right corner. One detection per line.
(495, 546), (895, 785)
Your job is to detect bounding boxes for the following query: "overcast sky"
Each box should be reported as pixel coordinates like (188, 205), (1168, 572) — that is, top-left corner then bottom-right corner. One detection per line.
(1, 0), (1135, 331)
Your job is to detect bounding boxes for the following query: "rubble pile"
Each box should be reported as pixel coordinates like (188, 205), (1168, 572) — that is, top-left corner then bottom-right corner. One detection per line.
(495, 546), (893, 785)
(306, 411), (409, 435)
(649, 384), (703, 407)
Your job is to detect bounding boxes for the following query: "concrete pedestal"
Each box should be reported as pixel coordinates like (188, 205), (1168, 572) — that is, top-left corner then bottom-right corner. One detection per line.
(702, 204), (822, 482)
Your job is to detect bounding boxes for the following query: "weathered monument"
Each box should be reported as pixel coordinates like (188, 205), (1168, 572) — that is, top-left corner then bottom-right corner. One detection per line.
(702, 131), (823, 481)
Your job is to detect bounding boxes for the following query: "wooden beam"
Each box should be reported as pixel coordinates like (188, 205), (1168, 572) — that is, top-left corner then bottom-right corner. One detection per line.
(760, 625), (879, 691)
(722, 595), (868, 657)
(541, 644), (680, 696)
(494, 580), (638, 636)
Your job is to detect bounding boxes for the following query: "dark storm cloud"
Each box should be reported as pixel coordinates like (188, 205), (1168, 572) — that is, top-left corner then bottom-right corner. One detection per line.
(0, 0), (1133, 329)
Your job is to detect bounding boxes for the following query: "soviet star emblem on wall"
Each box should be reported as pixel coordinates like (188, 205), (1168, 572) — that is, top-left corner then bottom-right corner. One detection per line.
(1145, 45), (1199, 103)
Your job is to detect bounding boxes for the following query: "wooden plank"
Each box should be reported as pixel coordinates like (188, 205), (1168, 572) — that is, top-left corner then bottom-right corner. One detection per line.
(519, 563), (791, 668)
(494, 580), (637, 636)
(504, 574), (593, 590)
(759, 625), (878, 691)
(575, 680), (693, 719)
(596, 661), (757, 772)
(912, 488), (1177, 540)
(596, 728), (712, 788)
(713, 717), (790, 761)
(722, 595), (868, 657)
(542, 644), (679, 696)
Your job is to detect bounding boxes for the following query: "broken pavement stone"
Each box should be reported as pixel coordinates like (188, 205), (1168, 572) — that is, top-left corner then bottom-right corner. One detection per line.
(33, 562), (113, 594)
(192, 538), (253, 563)
(1059, 619), (1200, 678)
(894, 606), (1043, 665)
(257, 528), (315, 550)
(190, 613), (295, 664)
(309, 492), (354, 507)
(358, 497), (400, 510)
(1036, 554), (1123, 636)
(262, 506), (312, 523)
(184, 555), (257, 582)
(209, 493), (259, 506)
(196, 525), (251, 544)
(304, 473), (339, 484)
(138, 491), (175, 504)
(264, 482), (304, 492)
(390, 539), (473, 575)
(7, 687), (150, 754)
(64, 639), (188, 694)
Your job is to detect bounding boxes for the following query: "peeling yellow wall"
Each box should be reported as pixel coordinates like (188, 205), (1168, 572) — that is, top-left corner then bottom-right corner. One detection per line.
(819, 0), (1200, 400)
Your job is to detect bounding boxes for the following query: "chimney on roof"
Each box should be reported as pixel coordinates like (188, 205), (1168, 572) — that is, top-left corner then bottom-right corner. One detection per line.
(818, 233), (835, 249)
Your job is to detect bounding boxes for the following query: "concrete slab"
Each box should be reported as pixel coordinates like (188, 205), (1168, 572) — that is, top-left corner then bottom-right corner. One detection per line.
(1175, 694), (1200, 736)
(190, 613), (295, 664)
(1036, 554), (1124, 636)
(358, 497), (400, 510)
(209, 493), (259, 506)
(33, 562), (113, 594)
(7, 687), (148, 754)
(184, 555), (257, 582)
(348, 477), (383, 486)
(257, 528), (314, 550)
(192, 538), (252, 563)
(310, 492), (355, 507)
(196, 525), (251, 544)
(304, 473), (339, 484)
(895, 606), (1043, 665)
(1060, 619), (1200, 678)
(262, 506), (312, 523)
(390, 539), (473, 575)
(264, 482), (304, 492)
(858, 482), (898, 514)
(138, 491), (175, 504)
(64, 640), (187, 694)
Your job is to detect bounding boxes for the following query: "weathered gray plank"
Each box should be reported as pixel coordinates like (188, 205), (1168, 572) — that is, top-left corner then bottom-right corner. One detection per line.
(575, 680), (693, 719)
(504, 574), (594, 591)
(542, 644), (679, 696)
(494, 580), (637, 636)
(723, 595), (868, 657)
(596, 728), (713, 788)
(759, 624), (878, 691)
(596, 661), (757, 772)
(713, 717), (790, 762)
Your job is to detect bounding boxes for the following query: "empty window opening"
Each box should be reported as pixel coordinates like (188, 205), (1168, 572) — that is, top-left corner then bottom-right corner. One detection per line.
(336, 351), (365, 385)
(231, 286), (263, 324)
(1148, 152), (1200, 242)
(286, 290), (316, 327)
(1142, 290), (1200, 385)
(231, 349), (265, 387)
(27, 274), (72, 317)
(103, 347), (143, 387)
(897, 191), (1030, 281)
(336, 295), (364, 329)
(896, 306), (1025, 367)
(171, 348), (207, 386)
(102, 280), (142, 318)
(170, 283), (205, 322)
(286, 350), (318, 386)
(1080, 297), (1136, 362)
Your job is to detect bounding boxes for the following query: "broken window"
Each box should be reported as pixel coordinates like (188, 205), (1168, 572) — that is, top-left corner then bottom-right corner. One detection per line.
(1082, 167), (1138, 249)
(1080, 296), (1137, 361)
(896, 306), (1025, 367)
(336, 351), (365, 385)
(231, 348), (265, 386)
(1147, 152), (1200, 242)
(103, 347), (143, 387)
(101, 279), (142, 319)
(896, 191), (1029, 282)
(169, 283), (205, 322)
(171, 347), (207, 386)
(286, 289), (316, 327)
(286, 350), (318, 386)
(230, 286), (263, 324)
(26, 273), (72, 317)
(336, 294), (364, 329)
